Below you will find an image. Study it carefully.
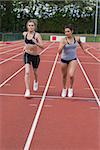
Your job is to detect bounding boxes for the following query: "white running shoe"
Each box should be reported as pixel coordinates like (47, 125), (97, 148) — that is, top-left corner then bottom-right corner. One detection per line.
(24, 89), (30, 97)
(68, 88), (73, 97)
(61, 88), (67, 97)
(33, 80), (38, 91)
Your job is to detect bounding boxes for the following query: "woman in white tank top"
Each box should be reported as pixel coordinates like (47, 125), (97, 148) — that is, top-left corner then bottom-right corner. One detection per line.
(58, 25), (87, 98)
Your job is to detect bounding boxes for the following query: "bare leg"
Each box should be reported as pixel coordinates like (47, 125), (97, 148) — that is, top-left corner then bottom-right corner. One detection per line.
(67, 60), (77, 88)
(61, 62), (68, 89)
(25, 64), (30, 90)
(61, 62), (68, 97)
(33, 68), (38, 91)
(33, 68), (38, 82)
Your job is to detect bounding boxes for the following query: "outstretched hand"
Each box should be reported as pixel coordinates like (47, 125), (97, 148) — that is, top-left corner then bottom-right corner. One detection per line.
(23, 46), (26, 52)
(84, 48), (88, 54)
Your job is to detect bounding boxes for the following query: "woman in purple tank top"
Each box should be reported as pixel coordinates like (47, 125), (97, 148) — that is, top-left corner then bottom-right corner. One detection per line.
(58, 25), (87, 97)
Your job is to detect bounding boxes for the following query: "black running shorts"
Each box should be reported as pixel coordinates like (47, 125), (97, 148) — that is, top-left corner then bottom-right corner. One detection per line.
(24, 52), (40, 69)
(61, 58), (77, 64)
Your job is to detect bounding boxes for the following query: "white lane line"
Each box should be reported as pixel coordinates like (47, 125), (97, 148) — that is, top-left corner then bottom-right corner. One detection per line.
(46, 95), (96, 101)
(0, 58), (22, 62)
(2, 59), (56, 63)
(0, 42), (55, 88)
(39, 42), (55, 55)
(0, 52), (23, 64)
(0, 93), (96, 101)
(24, 53), (59, 150)
(0, 41), (23, 50)
(0, 41), (48, 55)
(0, 66), (25, 88)
(86, 48), (100, 62)
(86, 44), (100, 52)
(0, 59), (55, 63)
(39, 85), (55, 89)
(0, 45), (23, 55)
(0, 93), (41, 98)
(77, 58), (100, 107)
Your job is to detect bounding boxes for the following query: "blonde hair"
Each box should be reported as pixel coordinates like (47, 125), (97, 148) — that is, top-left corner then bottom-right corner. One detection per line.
(26, 19), (37, 30)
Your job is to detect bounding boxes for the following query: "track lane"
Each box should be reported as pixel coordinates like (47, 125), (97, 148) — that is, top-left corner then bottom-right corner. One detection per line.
(29, 46), (100, 150)
(0, 42), (54, 86)
(0, 43), (58, 149)
(0, 42), (99, 150)
(30, 98), (99, 150)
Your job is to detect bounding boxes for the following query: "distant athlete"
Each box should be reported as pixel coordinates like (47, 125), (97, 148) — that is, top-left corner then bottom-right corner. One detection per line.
(23, 19), (44, 97)
(58, 25), (87, 97)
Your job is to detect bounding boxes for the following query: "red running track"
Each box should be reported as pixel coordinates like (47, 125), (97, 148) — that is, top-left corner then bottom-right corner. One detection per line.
(0, 41), (100, 150)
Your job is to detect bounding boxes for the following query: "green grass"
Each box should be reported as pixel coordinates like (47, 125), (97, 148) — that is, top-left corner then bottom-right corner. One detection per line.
(0, 33), (100, 42)
(41, 33), (50, 40)
(86, 36), (100, 42)
(41, 33), (100, 42)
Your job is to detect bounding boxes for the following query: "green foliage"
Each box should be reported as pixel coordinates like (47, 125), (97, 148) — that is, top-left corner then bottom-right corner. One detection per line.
(0, 0), (99, 34)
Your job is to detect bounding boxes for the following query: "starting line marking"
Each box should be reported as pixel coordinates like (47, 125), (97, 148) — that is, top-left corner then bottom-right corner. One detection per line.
(0, 93), (96, 101)
(29, 103), (53, 108)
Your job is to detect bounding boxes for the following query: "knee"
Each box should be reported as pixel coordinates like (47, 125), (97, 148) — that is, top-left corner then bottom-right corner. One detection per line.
(25, 71), (30, 77)
(69, 72), (74, 79)
(62, 74), (67, 79)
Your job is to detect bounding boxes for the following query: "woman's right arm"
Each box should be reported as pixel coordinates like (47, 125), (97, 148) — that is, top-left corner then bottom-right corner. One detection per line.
(58, 38), (65, 55)
(22, 32), (27, 52)
(23, 32), (27, 38)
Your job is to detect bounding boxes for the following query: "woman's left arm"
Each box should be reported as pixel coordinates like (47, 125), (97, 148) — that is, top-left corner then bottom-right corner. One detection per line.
(32, 33), (44, 49)
(77, 37), (87, 54)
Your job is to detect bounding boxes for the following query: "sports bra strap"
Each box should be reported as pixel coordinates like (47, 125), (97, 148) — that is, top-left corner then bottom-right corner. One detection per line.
(66, 36), (76, 44)
(74, 37), (76, 43)
(33, 32), (36, 39)
(25, 32), (36, 39)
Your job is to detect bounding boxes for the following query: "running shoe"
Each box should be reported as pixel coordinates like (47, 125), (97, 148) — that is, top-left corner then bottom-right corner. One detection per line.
(33, 80), (38, 91)
(61, 88), (67, 97)
(68, 88), (73, 97)
(24, 89), (30, 97)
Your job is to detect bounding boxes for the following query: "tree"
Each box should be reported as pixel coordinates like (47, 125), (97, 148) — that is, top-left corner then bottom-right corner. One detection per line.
(0, 0), (98, 34)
